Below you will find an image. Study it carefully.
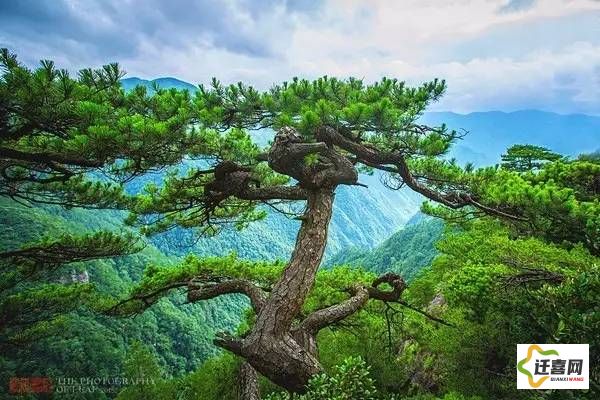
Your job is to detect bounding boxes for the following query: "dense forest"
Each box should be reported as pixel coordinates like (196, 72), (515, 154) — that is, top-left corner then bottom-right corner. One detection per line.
(0, 50), (598, 400)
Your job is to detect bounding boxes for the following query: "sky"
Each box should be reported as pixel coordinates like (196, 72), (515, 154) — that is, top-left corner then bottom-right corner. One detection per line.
(1, 0), (599, 114)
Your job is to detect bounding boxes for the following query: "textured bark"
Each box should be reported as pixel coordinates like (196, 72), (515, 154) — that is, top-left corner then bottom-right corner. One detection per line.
(234, 189), (334, 392)
(298, 285), (369, 335)
(238, 362), (260, 400)
(298, 273), (407, 336)
(267, 127), (357, 189)
(210, 128), (409, 392)
(253, 189), (334, 335)
(0, 146), (104, 167)
(188, 278), (267, 311)
(214, 199), (411, 393)
(111, 124), (489, 393)
(208, 127), (431, 392)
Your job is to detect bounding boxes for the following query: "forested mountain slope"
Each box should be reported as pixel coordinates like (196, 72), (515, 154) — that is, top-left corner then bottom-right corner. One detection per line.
(327, 216), (444, 281)
(150, 172), (423, 261)
(0, 198), (246, 380)
(1, 62), (598, 400)
(0, 167), (422, 382)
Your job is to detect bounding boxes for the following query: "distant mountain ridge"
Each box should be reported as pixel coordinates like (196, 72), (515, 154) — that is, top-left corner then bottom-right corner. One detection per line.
(121, 77), (197, 92)
(326, 217), (444, 282)
(421, 110), (600, 166)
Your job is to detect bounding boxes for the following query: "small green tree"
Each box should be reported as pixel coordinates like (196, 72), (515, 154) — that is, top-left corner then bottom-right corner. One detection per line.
(411, 154), (600, 399)
(500, 144), (561, 171)
(265, 357), (378, 400)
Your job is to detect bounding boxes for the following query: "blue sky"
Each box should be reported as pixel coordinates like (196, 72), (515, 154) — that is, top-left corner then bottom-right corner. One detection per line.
(1, 0), (599, 114)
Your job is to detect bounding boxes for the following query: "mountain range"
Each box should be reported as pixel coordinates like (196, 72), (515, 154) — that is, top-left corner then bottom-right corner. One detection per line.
(422, 110), (600, 166)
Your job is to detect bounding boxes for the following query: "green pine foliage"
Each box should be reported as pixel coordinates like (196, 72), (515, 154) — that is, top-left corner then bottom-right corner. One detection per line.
(0, 199), (246, 399)
(402, 221), (599, 398)
(501, 144), (562, 172)
(264, 357), (483, 400)
(265, 357), (379, 400)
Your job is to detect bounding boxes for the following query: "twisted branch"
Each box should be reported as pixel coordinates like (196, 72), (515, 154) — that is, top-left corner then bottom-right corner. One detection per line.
(188, 278), (267, 311)
(316, 125), (527, 222)
(298, 273), (407, 334)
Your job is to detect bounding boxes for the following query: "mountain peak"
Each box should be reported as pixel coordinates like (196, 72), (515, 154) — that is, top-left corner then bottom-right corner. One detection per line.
(120, 77), (197, 92)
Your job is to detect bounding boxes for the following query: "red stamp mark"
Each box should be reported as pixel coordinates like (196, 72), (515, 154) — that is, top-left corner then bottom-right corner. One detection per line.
(9, 377), (53, 394)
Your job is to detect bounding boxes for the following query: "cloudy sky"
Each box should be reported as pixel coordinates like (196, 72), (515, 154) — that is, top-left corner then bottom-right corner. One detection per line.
(1, 0), (599, 114)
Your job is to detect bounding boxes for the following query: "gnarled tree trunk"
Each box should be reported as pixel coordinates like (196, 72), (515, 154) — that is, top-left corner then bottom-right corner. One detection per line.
(210, 127), (408, 394)
(230, 189), (334, 392)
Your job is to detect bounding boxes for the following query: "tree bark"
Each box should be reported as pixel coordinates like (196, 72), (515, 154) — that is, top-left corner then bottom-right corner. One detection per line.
(220, 188), (334, 392)
(238, 361), (260, 400)
(253, 189), (333, 336)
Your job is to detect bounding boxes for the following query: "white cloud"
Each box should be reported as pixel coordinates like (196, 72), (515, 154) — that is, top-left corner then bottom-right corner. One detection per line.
(2, 0), (599, 113)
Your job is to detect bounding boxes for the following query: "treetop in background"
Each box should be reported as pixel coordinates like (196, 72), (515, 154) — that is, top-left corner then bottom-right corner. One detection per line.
(501, 144), (562, 172)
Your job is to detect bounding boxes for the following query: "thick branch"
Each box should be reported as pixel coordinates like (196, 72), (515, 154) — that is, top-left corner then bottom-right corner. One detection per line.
(367, 272), (407, 302)
(0, 147), (103, 168)
(214, 332), (243, 355)
(239, 185), (308, 201)
(298, 273), (407, 334)
(0, 237), (138, 266)
(286, 141), (329, 158)
(298, 285), (369, 334)
(108, 276), (267, 317)
(267, 127), (357, 189)
(238, 362), (261, 400)
(317, 126), (527, 222)
(107, 281), (189, 316)
(204, 160), (308, 203)
(188, 278), (267, 311)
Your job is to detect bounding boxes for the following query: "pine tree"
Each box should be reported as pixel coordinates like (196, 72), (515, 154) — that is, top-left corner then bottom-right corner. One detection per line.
(109, 75), (528, 393)
(501, 144), (561, 171)
(3, 50), (598, 396)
